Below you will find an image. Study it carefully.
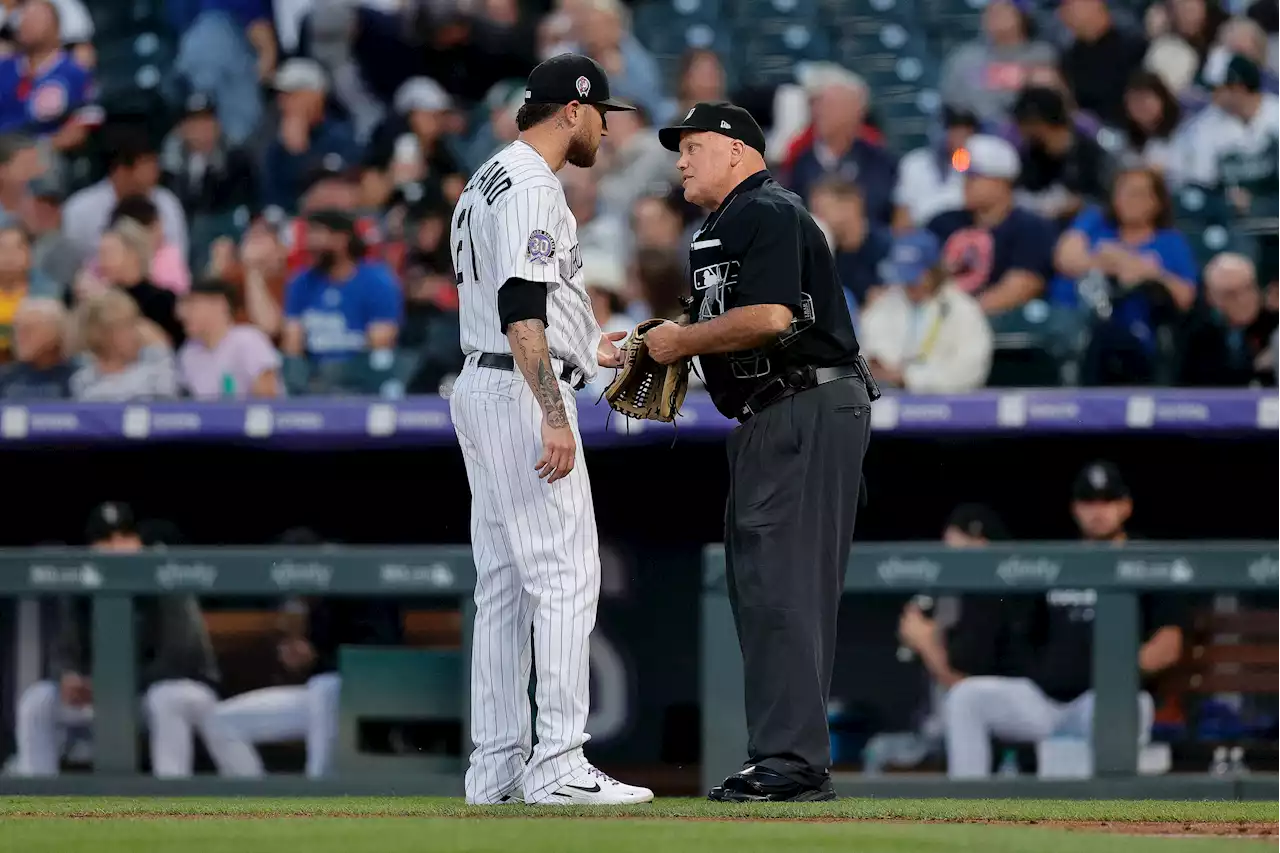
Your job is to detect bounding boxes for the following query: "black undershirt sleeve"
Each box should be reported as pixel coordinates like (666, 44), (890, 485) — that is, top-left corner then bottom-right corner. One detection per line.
(498, 277), (549, 333)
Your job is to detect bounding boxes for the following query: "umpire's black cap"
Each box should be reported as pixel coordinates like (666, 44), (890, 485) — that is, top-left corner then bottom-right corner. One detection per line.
(658, 101), (767, 155)
(1072, 460), (1131, 502)
(524, 53), (635, 111)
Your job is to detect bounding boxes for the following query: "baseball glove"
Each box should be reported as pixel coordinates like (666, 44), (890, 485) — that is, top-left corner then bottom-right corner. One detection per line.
(602, 319), (691, 423)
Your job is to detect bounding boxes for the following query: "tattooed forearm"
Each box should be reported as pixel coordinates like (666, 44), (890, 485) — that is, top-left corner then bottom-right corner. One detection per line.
(508, 319), (569, 428)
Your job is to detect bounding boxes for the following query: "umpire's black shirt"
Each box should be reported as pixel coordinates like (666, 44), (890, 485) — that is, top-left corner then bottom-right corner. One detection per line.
(687, 170), (860, 420)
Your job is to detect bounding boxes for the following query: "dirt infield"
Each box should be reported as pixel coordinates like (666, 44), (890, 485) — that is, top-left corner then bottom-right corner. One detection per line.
(1027, 821), (1277, 838)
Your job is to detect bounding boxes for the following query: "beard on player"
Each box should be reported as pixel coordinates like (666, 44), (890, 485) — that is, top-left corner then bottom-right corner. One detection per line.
(565, 121), (601, 168)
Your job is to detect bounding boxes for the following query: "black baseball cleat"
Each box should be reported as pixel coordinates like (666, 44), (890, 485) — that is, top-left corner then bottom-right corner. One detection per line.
(707, 766), (837, 802)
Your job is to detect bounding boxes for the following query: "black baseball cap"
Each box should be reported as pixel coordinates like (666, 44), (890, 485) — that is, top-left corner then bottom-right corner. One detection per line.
(183, 91), (217, 117)
(658, 101), (767, 155)
(524, 53), (634, 111)
(85, 501), (136, 543)
(1072, 461), (1131, 502)
(945, 503), (1010, 541)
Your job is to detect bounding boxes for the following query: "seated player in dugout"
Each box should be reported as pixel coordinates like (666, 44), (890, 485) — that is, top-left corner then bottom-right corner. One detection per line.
(941, 462), (1188, 779)
(897, 505), (1022, 692)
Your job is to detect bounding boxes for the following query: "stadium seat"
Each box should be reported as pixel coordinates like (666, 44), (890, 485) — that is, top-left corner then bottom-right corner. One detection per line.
(335, 646), (464, 777)
(733, 23), (834, 87)
(986, 301), (1085, 387)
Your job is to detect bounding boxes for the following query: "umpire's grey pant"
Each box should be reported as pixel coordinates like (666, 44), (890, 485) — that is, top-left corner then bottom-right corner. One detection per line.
(724, 376), (871, 787)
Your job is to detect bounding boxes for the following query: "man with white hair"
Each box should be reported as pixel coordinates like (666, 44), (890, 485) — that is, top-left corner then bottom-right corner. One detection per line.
(782, 68), (899, 225)
(0, 297), (73, 398)
(1182, 252), (1277, 386)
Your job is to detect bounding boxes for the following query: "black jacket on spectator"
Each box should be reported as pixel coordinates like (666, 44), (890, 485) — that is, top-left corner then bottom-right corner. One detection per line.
(1179, 306), (1278, 387)
(1017, 132), (1113, 231)
(52, 596), (221, 691)
(1060, 27), (1148, 127)
(160, 138), (258, 216)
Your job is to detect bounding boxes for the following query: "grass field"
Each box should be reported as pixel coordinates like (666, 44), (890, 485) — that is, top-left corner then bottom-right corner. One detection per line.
(0, 797), (1274, 853)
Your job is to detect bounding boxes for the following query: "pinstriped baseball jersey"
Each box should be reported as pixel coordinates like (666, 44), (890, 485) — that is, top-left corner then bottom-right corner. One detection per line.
(452, 140), (601, 383)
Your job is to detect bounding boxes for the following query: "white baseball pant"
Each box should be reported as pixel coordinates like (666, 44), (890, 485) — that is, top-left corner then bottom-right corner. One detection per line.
(943, 676), (1155, 778)
(450, 361), (600, 804)
(13, 678), (250, 777)
(206, 672), (342, 777)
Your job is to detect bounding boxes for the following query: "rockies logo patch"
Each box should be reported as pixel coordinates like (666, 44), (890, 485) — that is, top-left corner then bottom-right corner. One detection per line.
(526, 229), (556, 265)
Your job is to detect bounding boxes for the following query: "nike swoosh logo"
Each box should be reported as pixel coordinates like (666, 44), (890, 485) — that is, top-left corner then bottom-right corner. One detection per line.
(565, 782), (602, 793)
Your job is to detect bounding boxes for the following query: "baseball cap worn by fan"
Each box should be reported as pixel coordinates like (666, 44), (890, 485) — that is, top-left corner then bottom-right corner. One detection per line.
(658, 101), (767, 154)
(960, 134), (1020, 181)
(883, 230), (942, 286)
(1072, 461), (1130, 502)
(274, 58), (328, 94)
(945, 503), (1010, 541)
(523, 53), (635, 111)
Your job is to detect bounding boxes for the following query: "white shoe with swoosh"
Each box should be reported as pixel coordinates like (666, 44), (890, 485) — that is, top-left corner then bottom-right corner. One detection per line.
(536, 766), (654, 805)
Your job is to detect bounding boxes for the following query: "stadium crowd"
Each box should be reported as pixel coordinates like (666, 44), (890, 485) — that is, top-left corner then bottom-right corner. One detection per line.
(0, 0), (1274, 403)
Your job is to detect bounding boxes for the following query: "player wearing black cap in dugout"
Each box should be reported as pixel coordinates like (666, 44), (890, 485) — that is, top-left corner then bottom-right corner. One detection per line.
(941, 463), (1187, 778)
(646, 102), (878, 802)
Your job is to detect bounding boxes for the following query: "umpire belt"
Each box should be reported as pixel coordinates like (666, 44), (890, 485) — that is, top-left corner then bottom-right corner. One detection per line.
(738, 356), (878, 423)
(474, 352), (586, 391)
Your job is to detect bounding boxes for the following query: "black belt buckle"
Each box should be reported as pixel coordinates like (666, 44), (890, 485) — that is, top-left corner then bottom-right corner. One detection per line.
(853, 354), (881, 402)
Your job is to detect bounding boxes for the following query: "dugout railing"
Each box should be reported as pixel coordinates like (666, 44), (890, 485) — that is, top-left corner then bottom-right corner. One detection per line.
(0, 542), (1275, 800)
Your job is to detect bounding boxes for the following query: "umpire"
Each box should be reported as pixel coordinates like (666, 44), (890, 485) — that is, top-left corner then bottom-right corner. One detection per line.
(645, 101), (877, 802)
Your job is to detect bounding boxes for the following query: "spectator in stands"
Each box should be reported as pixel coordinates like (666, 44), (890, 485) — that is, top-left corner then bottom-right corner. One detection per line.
(0, 0), (96, 69)
(630, 190), (685, 252)
(397, 190), (464, 395)
(939, 0), (1058, 126)
(364, 77), (466, 206)
(108, 196), (191, 295)
(173, 0), (277, 145)
(177, 277), (281, 399)
(927, 134), (1056, 315)
(461, 79), (524, 172)
(301, 1), (388, 147)
(784, 69), (899, 225)
(1052, 166), (1196, 385)
(630, 247), (686, 321)
(62, 127), (188, 262)
(1172, 17), (1274, 114)
(0, 133), (41, 226)
(0, 296), (72, 397)
(0, 227), (58, 357)
(674, 48), (727, 120)
(1117, 71), (1184, 177)
(943, 462), (1185, 780)
(567, 0), (671, 124)
(26, 175), (80, 290)
(1182, 252), (1278, 386)
(207, 218), (287, 339)
(86, 219), (185, 347)
(1058, 0), (1148, 127)
(562, 164), (625, 256)
(281, 210), (401, 380)
(892, 106), (978, 230)
(809, 177), (892, 311)
(1011, 87), (1114, 229)
(69, 288), (178, 401)
(1178, 55), (1278, 210)
(596, 105), (678, 225)
(261, 58), (360, 214)
(0, 0), (102, 152)
(160, 92), (258, 218)
(860, 230), (993, 393)
(13, 502), (244, 779)
(1162, 0), (1229, 75)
